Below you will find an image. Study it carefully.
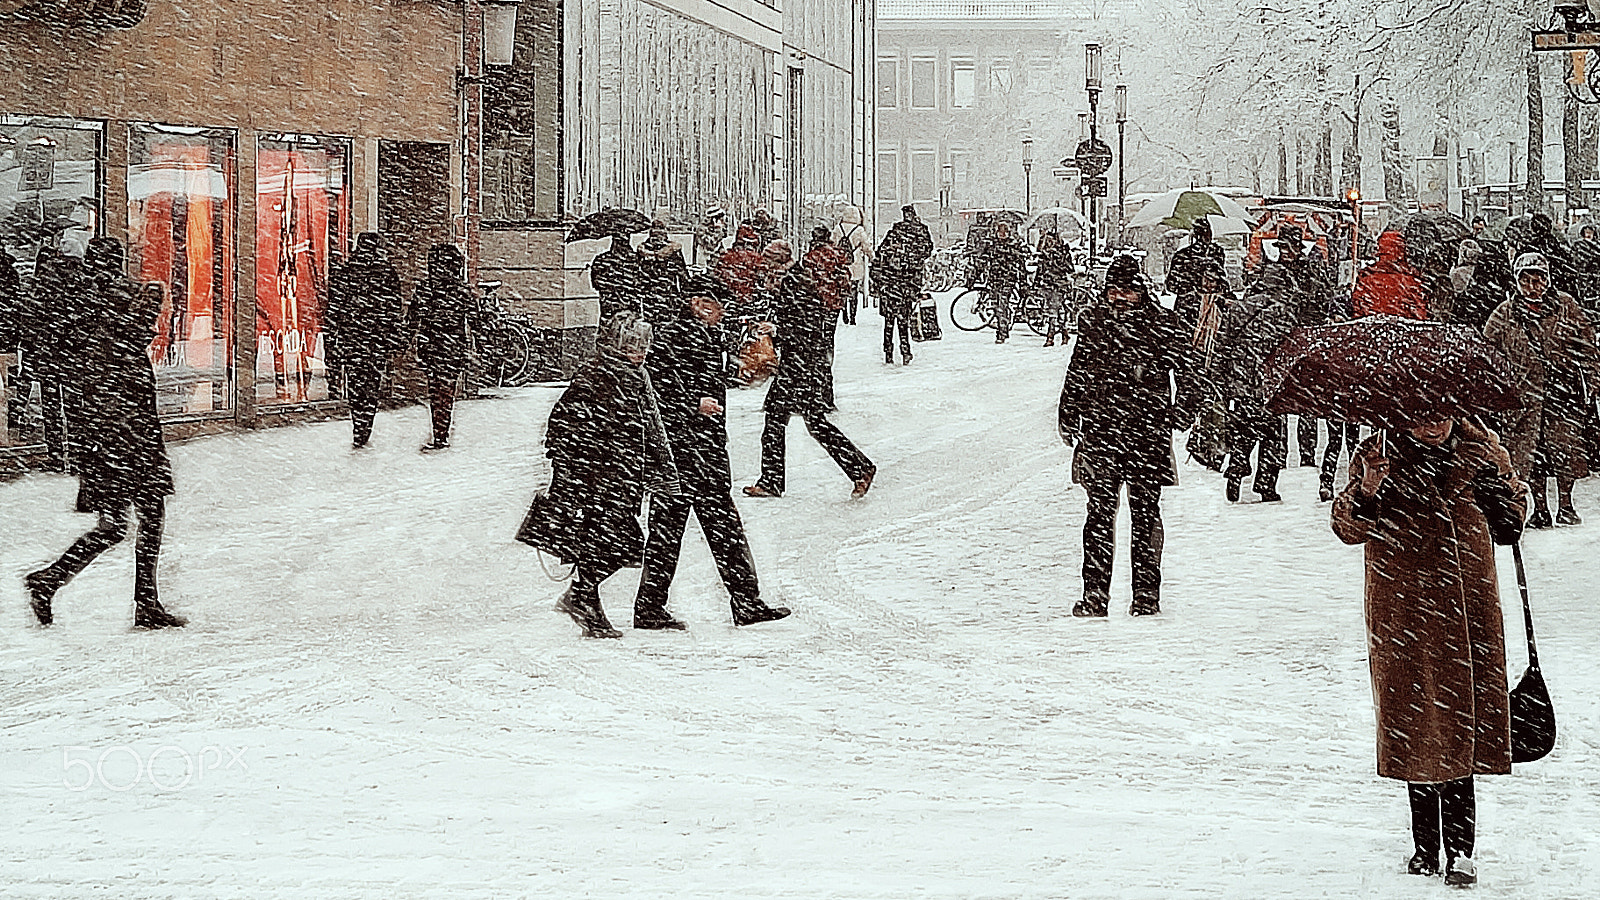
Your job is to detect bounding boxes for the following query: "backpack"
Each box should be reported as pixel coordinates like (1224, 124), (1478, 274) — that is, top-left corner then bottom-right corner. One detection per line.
(836, 225), (858, 267)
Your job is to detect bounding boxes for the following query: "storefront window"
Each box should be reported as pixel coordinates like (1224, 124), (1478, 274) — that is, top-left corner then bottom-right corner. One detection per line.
(254, 134), (350, 406)
(128, 124), (237, 417)
(0, 115), (103, 453)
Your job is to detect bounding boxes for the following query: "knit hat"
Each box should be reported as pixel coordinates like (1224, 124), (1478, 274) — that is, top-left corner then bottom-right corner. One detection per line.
(599, 311), (653, 358)
(1512, 251), (1549, 275)
(1104, 254), (1144, 291)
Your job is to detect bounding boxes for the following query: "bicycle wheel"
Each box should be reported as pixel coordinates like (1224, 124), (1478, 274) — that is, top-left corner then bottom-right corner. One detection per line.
(1065, 287), (1096, 333)
(1022, 291), (1050, 336)
(950, 288), (993, 332)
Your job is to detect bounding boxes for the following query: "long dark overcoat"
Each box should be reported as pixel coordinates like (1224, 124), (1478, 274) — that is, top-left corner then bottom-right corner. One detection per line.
(646, 315), (735, 496)
(327, 249), (404, 370)
(762, 269), (831, 417)
(544, 353), (673, 569)
(73, 270), (174, 513)
(410, 253), (475, 380)
(1330, 420), (1523, 783)
(1059, 299), (1193, 485)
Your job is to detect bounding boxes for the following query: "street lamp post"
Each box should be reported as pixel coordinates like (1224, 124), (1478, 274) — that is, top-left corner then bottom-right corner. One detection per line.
(1114, 83), (1127, 251)
(941, 162), (953, 218)
(1085, 43), (1102, 262)
(1021, 138), (1034, 214)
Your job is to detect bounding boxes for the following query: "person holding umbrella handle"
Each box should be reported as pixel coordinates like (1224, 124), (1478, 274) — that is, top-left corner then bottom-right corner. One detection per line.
(1332, 416), (1525, 888)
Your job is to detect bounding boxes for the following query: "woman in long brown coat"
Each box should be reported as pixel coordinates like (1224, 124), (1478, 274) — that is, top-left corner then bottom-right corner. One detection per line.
(1483, 251), (1600, 527)
(1331, 417), (1525, 887)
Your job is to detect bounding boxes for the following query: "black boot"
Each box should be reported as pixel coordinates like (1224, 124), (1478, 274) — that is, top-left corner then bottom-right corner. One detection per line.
(732, 597), (791, 626)
(24, 570), (55, 626)
(1225, 475), (1241, 503)
(133, 601), (187, 630)
(633, 604), (687, 631)
(557, 589), (621, 638)
(1407, 782), (1442, 877)
(1072, 598), (1109, 617)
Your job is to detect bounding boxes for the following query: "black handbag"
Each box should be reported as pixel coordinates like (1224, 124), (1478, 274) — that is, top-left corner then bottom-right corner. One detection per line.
(515, 484), (583, 563)
(1509, 542), (1556, 764)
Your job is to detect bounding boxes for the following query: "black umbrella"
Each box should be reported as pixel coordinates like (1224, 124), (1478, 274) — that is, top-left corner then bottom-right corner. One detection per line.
(565, 207), (652, 243)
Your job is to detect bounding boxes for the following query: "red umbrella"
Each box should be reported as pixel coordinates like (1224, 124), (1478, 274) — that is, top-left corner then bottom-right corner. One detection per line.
(1263, 315), (1521, 428)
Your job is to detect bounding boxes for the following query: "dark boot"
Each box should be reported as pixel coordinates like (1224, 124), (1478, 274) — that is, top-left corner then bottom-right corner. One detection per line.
(1225, 475), (1241, 503)
(557, 588), (621, 639)
(1072, 598), (1109, 617)
(732, 597), (791, 626)
(1407, 782), (1442, 876)
(24, 570), (55, 626)
(1129, 597), (1160, 616)
(633, 604), (687, 630)
(1528, 508), (1553, 529)
(133, 601), (187, 630)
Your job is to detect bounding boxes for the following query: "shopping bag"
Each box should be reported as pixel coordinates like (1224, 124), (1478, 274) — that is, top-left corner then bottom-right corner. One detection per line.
(516, 487), (583, 563)
(734, 327), (779, 388)
(912, 293), (941, 342)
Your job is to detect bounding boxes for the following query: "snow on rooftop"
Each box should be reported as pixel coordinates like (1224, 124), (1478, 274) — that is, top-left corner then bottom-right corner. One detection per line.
(877, 0), (1108, 20)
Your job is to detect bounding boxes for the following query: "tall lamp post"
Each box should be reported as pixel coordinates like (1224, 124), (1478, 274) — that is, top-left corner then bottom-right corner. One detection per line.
(940, 162), (953, 217)
(1085, 43), (1102, 261)
(1114, 83), (1127, 251)
(1021, 137), (1034, 214)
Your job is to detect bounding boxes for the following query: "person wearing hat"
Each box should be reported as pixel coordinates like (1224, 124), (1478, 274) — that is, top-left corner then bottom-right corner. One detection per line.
(1212, 264), (1298, 503)
(326, 232), (404, 449)
(874, 205), (934, 364)
(1165, 217), (1227, 336)
(966, 219), (1028, 344)
(1058, 255), (1196, 616)
(1265, 221), (1336, 469)
(542, 312), (680, 638)
(1482, 251), (1600, 528)
(632, 275), (791, 629)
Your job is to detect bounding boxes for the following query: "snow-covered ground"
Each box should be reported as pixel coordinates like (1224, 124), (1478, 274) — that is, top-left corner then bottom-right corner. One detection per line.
(3, 308), (1598, 898)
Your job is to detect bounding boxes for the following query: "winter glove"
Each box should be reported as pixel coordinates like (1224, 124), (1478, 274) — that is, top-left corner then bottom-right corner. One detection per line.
(1470, 465), (1523, 546)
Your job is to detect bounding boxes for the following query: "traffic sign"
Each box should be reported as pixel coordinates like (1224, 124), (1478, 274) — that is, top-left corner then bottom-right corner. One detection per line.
(1074, 139), (1113, 177)
(1078, 176), (1107, 198)
(1533, 29), (1600, 51)
(20, 143), (54, 192)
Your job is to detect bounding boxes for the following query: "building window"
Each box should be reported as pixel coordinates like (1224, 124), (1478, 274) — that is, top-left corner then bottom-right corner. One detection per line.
(911, 150), (937, 204)
(950, 59), (975, 109)
(1025, 60), (1053, 94)
(948, 148), (970, 206)
(0, 114), (104, 452)
(254, 134), (350, 406)
(876, 150), (899, 202)
(910, 56), (936, 110)
(876, 56), (899, 109)
(989, 62), (1013, 96)
(128, 123), (237, 417)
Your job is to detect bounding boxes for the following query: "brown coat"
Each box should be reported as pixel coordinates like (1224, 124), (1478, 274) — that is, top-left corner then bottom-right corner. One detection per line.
(1482, 290), (1600, 479)
(1330, 420), (1523, 783)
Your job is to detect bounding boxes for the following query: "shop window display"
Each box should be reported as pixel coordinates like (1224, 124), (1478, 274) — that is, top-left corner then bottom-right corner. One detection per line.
(128, 124), (236, 417)
(255, 134), (350, 405)
(0, 115), (102, 453)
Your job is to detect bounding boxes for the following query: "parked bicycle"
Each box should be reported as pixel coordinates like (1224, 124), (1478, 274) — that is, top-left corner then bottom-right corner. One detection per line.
(949, 278), (1095, 336)
(471, 281), (534, 387)
(922, 246), (966, 293)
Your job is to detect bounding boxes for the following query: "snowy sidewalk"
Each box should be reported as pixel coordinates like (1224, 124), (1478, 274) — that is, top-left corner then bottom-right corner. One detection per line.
(2, 319), (1597, 898)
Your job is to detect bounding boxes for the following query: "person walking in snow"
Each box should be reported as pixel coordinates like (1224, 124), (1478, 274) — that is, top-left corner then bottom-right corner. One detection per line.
(874, 205), (933, 365)
(714, 224), (767, 318)
(590, 232), (644, 324)
(327, 232), (404, 449)
(1352, 230), (1428, 320)
(802, 226), (853, 408)
(1165, 217), (1227, 336)
(831, 205), (871, 325)
(967, 219), (1028, 344)
(633, 275), (791, 629)
(1330, 417), (1525, 888)
(1212, 264), (1298, 503)
(1034, 228), (1077, 347)
(25, 237), (185, 630)
(638, 216), (689, 328)
(542, 312), (679, 639)
(1482, 251), (1600, 528)
(409, 243), (474, 452)
(1058, 255), (1194, 617)
(694, 207), (729, 268)
(743, 241), (876, 500)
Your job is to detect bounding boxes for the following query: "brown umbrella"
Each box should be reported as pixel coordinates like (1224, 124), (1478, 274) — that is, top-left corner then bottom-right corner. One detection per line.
(1263, 315), (1521, 428)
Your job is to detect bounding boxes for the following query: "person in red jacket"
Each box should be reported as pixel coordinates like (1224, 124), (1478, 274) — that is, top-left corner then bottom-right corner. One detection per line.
(1352, 230), (1429, 319)
(714, 225), (767, 316)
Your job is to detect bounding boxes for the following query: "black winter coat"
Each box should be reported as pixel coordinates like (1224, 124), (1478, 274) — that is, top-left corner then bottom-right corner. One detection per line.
(0, 250), (19, 353)
(590, 241), (643, 322)
(875, 221), (933, 317)
(763, 268), (832, 417)
(1164, 240), (1226, 298)
(1212, 285), (1298, 401)
(23, 250), (90, 378)
(410, 274), (475, 378)
(327, 252), (403, 370)
(970, 237), (1028, 289)
(646, 316), (737, 495)
(638, 238), (690, 327)
(73, 270), (174, 513)
(1059, 300), (1194, 486)
(545, 352), (677, 568)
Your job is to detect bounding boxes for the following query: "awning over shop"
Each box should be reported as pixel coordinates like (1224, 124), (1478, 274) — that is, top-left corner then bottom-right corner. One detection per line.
(1, 0), (147, 28)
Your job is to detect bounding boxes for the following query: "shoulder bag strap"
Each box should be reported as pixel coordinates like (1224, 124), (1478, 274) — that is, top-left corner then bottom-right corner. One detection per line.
(1511, 542), (1540, 670)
